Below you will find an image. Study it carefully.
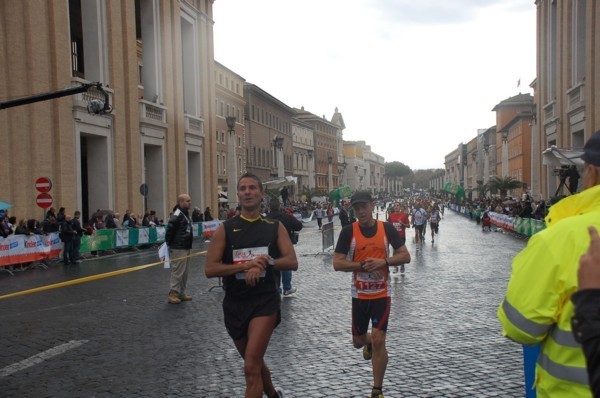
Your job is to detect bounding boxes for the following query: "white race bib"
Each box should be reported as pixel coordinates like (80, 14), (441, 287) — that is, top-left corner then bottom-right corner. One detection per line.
(233, 246), (268, 280)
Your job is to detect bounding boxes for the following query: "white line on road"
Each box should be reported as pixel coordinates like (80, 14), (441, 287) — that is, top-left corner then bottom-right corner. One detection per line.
(0, 340), (88, 377)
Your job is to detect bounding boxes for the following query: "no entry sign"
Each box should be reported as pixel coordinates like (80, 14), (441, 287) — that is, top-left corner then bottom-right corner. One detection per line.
(36, 193), (53, 209)
(35, 177), (52, 193)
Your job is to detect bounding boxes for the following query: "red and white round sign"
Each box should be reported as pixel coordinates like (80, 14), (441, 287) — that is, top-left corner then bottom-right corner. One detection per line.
(36, 193), (53, 209)
(35, 177), (52, 193)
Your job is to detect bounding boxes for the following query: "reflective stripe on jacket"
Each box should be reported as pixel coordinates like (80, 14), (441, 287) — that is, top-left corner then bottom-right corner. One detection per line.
(498, 184), (600, 398)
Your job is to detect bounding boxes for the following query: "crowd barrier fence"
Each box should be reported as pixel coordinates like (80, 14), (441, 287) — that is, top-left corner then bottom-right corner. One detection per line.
(448, 204), (545, 237)
(0, 221), (223, 268)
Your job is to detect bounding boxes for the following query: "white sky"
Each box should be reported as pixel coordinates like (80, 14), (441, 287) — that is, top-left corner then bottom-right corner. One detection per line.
(213, 0), (536, 170)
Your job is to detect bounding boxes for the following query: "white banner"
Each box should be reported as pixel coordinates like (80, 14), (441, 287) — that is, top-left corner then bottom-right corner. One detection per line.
(138, 227), (150, 244)
(0, 233), (62, 266)
(115, 229), (130, 247)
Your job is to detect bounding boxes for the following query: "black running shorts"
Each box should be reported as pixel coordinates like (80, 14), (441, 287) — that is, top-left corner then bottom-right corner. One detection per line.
(352, 297), (391, 336)
(223, 293), (281, 341)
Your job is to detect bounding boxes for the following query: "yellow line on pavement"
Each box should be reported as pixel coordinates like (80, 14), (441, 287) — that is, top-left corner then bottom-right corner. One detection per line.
(0, 251), (207, 301)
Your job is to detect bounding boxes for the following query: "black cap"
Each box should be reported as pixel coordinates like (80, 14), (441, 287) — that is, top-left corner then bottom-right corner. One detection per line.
(581, 130), (600, 166)
(350, 191), (373, 206)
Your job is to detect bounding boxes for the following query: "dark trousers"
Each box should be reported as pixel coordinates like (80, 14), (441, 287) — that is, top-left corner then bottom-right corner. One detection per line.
(63, 240), (75, 264)
(73, 237), (81, 261)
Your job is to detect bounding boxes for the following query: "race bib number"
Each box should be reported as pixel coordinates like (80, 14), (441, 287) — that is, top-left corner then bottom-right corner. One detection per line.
(233, 246), (268, 280)
(354, 271), (385, 293)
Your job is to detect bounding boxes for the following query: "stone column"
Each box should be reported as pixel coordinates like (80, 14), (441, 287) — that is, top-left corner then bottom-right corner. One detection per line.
(227, 129), (238, 208)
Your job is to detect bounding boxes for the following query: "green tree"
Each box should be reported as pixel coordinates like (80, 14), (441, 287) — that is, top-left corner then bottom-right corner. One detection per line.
(384, 161), (412, 177)
(487, 176), (524, 198)
(475, 181), (490, 198)
(411, 169), (445, 190)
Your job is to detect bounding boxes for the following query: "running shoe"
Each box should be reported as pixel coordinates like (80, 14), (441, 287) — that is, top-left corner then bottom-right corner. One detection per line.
(275, 387), (285, 397)
(392, 266), (399, 274)
(400, 264), (405, 273)
(363, 343), (372, 360)
(283, 287), (297, 296)
(371, 388), (384, 398)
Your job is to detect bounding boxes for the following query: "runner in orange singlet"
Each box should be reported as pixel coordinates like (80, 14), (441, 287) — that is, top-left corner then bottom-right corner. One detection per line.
(387, 202), (410, 274)
(333, 191), (411, 398)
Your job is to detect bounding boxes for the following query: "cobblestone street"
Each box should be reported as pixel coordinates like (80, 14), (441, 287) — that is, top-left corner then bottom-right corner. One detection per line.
(0, 210), (528, 397)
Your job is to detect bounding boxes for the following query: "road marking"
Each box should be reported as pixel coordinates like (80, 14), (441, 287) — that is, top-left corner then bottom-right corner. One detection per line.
(0, 340), (88, 377)
(0, 250), (207, 300)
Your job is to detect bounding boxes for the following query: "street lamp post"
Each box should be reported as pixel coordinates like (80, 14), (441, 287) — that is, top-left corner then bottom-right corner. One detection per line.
(501, 130), (509, 177)
(226, 116), (238, 208)
(273, 136), (285, 178)
(327, 153), (333, 193)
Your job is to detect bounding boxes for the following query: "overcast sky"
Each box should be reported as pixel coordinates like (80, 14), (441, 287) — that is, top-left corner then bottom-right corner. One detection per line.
(213, 0), (536, 170)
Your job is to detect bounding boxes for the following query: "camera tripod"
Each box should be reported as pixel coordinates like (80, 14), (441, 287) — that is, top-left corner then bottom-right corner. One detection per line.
(554, 176), (575, 197)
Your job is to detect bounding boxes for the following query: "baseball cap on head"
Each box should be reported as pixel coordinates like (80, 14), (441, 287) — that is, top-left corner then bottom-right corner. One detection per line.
(350, 191), (373, 206)
(581, 130), (600, 167)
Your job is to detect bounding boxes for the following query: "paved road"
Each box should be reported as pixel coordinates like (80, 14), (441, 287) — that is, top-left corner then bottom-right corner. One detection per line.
(0, 210), (528, 397)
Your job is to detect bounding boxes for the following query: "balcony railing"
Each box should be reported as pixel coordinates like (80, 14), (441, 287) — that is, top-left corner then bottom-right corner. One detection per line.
(567, 82), (585, 111)
(543, 101), (555, 121)
(139, 100), (167, 124)
(185, 114), (204, 136)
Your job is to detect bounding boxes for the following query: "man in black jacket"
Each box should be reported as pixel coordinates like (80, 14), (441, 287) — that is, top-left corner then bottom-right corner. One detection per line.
(339, 201), (351, 227)
(59, 215), (77, 265)
(165, 194), (193, 304)
(72, 211), (83, 263)
(266, 198), (302, 296)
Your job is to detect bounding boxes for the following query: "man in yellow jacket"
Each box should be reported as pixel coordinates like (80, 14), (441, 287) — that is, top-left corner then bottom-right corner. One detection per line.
(498, 130), (600, 398)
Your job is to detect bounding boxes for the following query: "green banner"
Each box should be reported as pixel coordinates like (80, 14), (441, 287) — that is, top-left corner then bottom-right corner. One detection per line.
(513, 217), (523, 234)
(80, 224), (202, 253)
(81, 229), (115, 252)
(531, 219), (545, 236)
(443, 182), (465, 204)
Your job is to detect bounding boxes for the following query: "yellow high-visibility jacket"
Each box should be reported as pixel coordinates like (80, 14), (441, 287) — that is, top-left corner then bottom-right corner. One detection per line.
(498, 184), (600, 398)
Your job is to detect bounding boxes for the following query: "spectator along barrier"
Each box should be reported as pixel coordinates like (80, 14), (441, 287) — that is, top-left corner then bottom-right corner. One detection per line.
(0, 221), (222, 268)
(449, 204), (545, 237)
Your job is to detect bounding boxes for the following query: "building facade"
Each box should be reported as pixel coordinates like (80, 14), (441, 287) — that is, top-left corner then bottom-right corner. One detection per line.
(344, 141), (367, 192)
(534, 0), (599, 199)
(243, 83), (294, 186)
(214, 61), (246, 207)
(292, 119), (315, 194)
(493, 94), (535, 197)
(444, 147), (461, 189)
(364, 146), (385, 195)
(0, 0), (217, 222)
(293, 107), (341, 194)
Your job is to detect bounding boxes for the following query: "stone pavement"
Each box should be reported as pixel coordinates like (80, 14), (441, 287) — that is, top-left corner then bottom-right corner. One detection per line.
(0, 210), (528, 397)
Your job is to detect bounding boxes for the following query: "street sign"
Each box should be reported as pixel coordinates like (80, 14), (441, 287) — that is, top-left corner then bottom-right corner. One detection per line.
(36, 193), (53, 209)
(35, 177), (52, 193)
(140, 183), (148, 196)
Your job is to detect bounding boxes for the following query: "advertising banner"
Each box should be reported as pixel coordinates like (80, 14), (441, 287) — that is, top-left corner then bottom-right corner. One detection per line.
(81, 229), (115, 252)
(115, 229), (130, 248)
(322, 221), (334, 251)
(201, 221), (222, 237)
(0, 233), (62, 266)
(138, 228), (150, 244)
(155, 226), (166, 241)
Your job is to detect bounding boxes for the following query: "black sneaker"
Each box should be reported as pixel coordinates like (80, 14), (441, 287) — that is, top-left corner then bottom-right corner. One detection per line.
(363, 343), (372, 360)
(371, 388), (384, 398)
